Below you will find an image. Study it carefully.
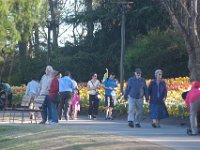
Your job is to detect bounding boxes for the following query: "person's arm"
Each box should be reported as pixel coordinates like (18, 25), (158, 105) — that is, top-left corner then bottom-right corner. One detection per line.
(147, 81), (153, 102)
(124, 79), (131, 100)
(25, 82), (30, 95)
(143, 79), (149, 101)
(163, 81), (167, 101)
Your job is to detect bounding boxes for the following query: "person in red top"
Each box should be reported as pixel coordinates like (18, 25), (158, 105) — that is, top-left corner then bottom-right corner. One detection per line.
(49, 70), (59, 125)
(185, 81), (200, 135)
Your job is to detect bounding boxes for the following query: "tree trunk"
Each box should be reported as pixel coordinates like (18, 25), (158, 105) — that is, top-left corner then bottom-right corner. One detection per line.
(49, 0), (59, 49)
(160, 0), (200, 81)
(8, 54), (15, 83)
(18, 33), (27, 83)
(34, 23), (39, 56)
(85, 0), (94, 38)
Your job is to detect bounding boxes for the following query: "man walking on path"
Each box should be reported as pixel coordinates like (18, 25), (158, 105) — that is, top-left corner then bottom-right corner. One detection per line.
(124, 68), (148, 128)
(58, 71), (75, 120)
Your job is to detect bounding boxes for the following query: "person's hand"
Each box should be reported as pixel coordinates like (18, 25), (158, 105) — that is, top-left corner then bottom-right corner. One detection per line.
(124, 95), (127, 101)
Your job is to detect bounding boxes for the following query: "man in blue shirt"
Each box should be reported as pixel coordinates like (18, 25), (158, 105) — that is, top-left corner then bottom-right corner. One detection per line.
(124, 68), (148, 128)
(103, 72), (118, 120)
(58, 71), (75, 120)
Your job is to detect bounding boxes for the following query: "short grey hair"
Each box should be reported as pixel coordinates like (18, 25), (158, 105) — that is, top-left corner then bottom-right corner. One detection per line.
(45, 65), (53, 74)
(155, 69), (162, 77)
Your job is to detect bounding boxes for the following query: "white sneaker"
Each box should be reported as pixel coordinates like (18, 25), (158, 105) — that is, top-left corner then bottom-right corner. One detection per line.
(88, 115), (92, 120)
(48, 120), (52, 124)
(49, 122), (58, 125)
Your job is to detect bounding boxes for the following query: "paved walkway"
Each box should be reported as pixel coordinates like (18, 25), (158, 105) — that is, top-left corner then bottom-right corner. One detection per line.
(59, 116), (200, 150)
(0, 114), (200, 150)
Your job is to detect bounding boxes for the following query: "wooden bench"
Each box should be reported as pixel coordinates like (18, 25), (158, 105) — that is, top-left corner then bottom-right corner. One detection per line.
(2, 95), (31, 123)
(2, 95), (45, 123)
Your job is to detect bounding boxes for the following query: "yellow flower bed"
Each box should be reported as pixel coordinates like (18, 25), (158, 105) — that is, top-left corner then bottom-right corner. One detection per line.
(11, 77), (191, 118)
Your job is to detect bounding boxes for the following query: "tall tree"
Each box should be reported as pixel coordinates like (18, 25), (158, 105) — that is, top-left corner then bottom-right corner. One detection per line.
(159, 0), (200, 81)
(85, 0), (94, 38)
(10, 0), (47, 82)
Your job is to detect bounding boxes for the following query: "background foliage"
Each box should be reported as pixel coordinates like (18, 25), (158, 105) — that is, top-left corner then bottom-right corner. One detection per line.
(0, 0), (188, 85)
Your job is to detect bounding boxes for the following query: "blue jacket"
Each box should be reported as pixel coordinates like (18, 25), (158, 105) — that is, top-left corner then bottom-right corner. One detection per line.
(148, 79), (167, 104)
(103, 78), (118, 96)
(124, 76), (148, 100)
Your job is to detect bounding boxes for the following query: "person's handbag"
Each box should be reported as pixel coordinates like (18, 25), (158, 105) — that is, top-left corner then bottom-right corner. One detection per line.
(95, 91), (101, 100)
(181, 91), (189, 100)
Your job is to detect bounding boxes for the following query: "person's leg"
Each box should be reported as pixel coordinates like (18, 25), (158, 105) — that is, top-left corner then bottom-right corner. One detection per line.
(40, 95), (48, 123)
(46, 95), (52, 122)
(74, 110), (78, 119)
(128, 96), (136, 127)
(105, 95), (109, 119)
(93, 97), (99, 119)
(65, 92), (72, 120)
(58, 93), (65, 120)
(109, 96), (114, 119)
(135, 98), (144, 126)
(88, 95), (94, 118)
(190, 99), (200, 134)
(51, 102), (58, 123)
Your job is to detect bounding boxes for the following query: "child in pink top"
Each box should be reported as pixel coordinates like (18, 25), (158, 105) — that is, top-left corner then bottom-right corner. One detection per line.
(72, 90), (80, 120)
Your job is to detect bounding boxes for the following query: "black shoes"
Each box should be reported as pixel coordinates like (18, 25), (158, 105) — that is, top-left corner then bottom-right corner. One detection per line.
(105, 116), (114, 120)
(187, 129), (198, 136)
(135, 123), (141, 128)
(152, 123), (157, 128)
(152, 123), (161, 128)
(128, 122), (141, 128)
(128, 121), (134, 128)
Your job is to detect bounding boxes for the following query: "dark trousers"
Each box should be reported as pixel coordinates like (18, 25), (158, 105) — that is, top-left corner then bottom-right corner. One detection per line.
(58, 91), (72, 120)
(88, 94), (99, 116)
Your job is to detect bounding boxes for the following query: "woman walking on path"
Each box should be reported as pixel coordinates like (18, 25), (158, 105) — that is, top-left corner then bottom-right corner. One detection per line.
(48, 70), (59, 125)
(148, 69), (169, 128)
(87, 73), (101, 120)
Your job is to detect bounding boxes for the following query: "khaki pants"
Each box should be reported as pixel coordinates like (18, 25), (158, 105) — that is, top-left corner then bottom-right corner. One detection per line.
(128, 96), (144, 124)
(190, 99), (200, 134)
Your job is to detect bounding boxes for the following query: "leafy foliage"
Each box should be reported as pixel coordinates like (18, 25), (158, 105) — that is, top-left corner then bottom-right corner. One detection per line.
(124, 29), (188, 79)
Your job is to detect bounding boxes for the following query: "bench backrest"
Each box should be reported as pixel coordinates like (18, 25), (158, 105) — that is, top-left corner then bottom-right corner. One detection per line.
(33, 96), (45, 110)
(21, 95), (32, 107)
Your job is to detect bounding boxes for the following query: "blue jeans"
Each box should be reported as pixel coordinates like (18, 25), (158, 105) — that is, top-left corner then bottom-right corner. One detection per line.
(41, 95), (52, 122)
(51, 101), (58, 123)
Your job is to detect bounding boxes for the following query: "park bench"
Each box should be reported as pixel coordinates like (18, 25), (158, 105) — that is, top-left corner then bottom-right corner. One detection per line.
(1, 95), (45, 123)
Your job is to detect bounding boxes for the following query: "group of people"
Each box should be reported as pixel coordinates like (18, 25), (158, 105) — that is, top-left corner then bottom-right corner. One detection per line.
(25, 65), (200, 136)
(87, 72), (118, 120)
(124, 68), (169, 128)
(25, 65), (80, 125)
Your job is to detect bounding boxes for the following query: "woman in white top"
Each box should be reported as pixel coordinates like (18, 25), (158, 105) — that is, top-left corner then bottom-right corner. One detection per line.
(87, 73), (101, 120)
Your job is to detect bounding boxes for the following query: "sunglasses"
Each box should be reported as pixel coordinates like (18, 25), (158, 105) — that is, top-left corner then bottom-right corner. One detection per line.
(136, 72), (141, 75)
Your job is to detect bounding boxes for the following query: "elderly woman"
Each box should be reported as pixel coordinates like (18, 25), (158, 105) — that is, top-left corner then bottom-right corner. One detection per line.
(148, 69), (169, 128)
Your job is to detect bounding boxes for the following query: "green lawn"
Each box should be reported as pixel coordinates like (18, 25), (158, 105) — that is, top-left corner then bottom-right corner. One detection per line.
(0, 124), (172, 150)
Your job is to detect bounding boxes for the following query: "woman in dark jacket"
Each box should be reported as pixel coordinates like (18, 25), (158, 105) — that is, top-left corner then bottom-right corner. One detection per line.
(148, 69), (169, 128)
